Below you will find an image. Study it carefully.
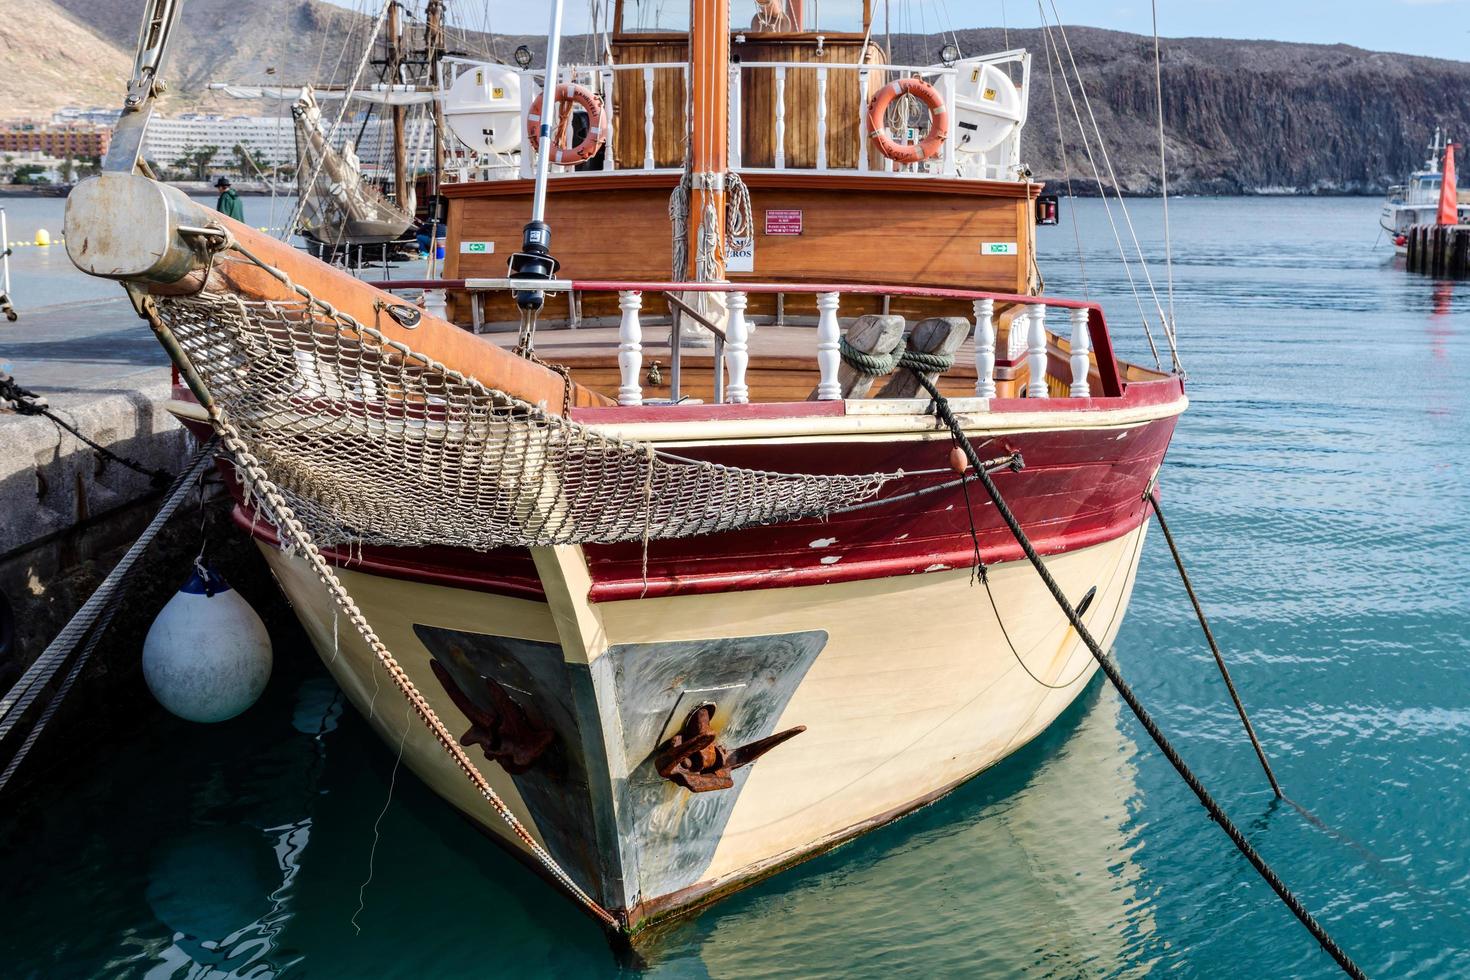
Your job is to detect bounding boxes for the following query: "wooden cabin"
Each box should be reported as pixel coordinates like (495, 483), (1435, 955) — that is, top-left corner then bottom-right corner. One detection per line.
(439, 0), (1041, 328)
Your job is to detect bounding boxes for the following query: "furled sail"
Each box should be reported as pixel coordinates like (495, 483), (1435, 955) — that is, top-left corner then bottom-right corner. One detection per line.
(291, 88), (415, 246)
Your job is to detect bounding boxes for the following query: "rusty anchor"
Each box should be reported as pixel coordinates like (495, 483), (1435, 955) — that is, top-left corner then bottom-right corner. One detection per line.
(430, 659), (554, 774)
(654, 703), (806, 793)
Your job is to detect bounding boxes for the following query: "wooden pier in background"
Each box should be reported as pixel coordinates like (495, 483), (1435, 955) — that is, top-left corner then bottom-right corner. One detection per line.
(1405, 224), (1470, 277)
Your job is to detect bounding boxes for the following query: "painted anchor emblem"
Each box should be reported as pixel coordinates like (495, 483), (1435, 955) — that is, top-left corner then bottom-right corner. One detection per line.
(430, 659), (554, 774)
(654, 703), (806, 793)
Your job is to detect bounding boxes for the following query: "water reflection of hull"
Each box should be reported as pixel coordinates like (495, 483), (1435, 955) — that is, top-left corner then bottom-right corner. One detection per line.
(645, 681), (1153, 974)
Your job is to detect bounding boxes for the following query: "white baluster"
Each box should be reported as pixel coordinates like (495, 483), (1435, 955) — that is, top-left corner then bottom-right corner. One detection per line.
(643, 67), (656, 172)
(774, 67), (787, 170)
(600, 68), (616, 172)
(816, 67), (829, 171)
(1008, 309), (1028, 360)
(1069, 307), (1092, 398)
(973, 297), (996, 398)
(815, 292), (842, 400)
(724, 292), (750, 404)
(858, 69), (870, 172)
(618, 291), (643, 406)
(1026, 305), (1050, 399)
(728, 63), (743, 169)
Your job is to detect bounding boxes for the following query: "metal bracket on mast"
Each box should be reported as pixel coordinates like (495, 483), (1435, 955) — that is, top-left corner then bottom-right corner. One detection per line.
(103, 0), (183, 175)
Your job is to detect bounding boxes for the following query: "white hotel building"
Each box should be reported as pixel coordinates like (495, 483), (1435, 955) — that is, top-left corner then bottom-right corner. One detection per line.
(139, 111), (436, 177)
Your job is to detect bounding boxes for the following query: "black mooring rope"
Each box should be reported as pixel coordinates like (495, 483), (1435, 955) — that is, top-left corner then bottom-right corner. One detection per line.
(1147, 490), (1284, 799)
(0, 438), (219, 747)
(915, 376), (1366, 980)
(0, 371), (172, 488)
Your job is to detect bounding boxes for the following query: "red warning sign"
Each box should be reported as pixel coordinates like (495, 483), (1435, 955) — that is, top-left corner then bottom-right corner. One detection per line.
(764, 209), (803, 235)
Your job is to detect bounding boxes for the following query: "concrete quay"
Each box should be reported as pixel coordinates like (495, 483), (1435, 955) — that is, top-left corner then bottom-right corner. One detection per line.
(0, 296), (196, 683)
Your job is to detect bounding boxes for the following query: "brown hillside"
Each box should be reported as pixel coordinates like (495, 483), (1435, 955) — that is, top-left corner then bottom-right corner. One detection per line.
(0, 0), (131, 119)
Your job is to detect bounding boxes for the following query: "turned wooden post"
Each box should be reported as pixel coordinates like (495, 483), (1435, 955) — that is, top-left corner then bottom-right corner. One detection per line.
(1026, 305), (1050, 399)
(618, 290), (643, 406)
(815, 292), (842, 400)
(1069, 307), (1091, 398)
(724, 291), (750, 404)
(973, 298), (996, 398)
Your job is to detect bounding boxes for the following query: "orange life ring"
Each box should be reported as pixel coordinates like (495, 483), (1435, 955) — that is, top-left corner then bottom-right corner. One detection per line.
(526, 83), (607, 166)
(866, 77), (950, 165)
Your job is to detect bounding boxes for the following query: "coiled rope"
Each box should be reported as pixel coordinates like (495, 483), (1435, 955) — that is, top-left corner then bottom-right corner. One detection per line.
(914, 374), (1366, 980)
(838, 336), (956, 376)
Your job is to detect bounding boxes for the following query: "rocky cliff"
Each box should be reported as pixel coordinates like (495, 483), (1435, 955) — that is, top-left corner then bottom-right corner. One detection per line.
(14, 2), (1470, 195)
(892, 27), (1470, 194)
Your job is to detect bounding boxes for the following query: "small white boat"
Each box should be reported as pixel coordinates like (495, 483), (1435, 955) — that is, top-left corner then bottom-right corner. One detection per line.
(1381, 129), (1470, 253)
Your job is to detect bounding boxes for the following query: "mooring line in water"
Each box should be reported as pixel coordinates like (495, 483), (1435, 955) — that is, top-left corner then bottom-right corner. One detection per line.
(916, 377), (1367, 980)
(0, 438), (220, 764)
(1146, 494), (1470, 935)
(1145, 491), (1284, 798)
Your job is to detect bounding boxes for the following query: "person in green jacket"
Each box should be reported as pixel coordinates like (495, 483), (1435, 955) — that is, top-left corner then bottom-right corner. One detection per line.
(214, 177), (244, 221)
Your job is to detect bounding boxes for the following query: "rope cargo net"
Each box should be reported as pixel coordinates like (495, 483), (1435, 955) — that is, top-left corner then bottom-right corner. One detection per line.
(151, 289), (899, 550)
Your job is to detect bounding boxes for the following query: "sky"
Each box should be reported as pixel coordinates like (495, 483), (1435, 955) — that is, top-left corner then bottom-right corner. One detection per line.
(337, 0), (1470, 62)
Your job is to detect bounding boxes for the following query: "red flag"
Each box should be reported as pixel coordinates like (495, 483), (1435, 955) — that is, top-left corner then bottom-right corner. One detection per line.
(1438, 142), (1458, 226)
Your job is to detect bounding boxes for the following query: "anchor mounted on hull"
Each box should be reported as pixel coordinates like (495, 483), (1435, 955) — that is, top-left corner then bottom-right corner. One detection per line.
(654, 703), (806, 793)
(430, 660), (554, 774)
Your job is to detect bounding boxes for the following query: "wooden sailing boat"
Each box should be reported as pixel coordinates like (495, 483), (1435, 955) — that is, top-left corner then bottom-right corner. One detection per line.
(65, 0), (1185, 940)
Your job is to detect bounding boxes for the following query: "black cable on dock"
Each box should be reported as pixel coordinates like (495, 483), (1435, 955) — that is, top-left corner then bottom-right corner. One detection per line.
(915, 376), (1366, 980)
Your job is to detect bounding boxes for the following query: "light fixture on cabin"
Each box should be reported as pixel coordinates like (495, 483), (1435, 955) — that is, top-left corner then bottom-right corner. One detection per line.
(939, 43), (961, 67)
(513, 45), (533, 69)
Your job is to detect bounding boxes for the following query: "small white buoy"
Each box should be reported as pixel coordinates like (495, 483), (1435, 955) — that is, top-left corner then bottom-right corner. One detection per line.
(34, 228), (50, 247)
(143, 563), (272, 723)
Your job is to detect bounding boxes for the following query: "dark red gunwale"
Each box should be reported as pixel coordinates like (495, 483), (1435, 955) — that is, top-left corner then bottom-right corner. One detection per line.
(206, 374), (1182, 603)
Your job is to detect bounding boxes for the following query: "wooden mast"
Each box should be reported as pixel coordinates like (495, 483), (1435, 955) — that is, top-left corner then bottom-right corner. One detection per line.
(386, 0), (410, 211)
(688, 0), (730, 280)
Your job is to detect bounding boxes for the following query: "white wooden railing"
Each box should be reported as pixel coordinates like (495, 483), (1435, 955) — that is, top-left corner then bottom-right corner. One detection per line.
(401, 279), (1109, 407)
(449, 48), (1030, 184)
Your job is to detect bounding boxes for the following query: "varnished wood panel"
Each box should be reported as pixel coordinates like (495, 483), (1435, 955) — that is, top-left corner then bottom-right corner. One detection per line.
(736, 39), (874, 170)
(445, 173), (1034, 301)
(610, 35), (878, 173)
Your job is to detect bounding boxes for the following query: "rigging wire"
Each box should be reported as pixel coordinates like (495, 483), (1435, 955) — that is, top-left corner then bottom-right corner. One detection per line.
(1151, 0), (1178, 353)
(284, 0), (396, 243)
(1045, 0), (1181, 372)
(1034, 1), (1162, 368)
(1035, 7), (1089, 298)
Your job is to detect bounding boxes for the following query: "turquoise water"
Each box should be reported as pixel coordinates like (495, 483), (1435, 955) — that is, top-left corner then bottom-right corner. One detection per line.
(2, 196), (1468, 977)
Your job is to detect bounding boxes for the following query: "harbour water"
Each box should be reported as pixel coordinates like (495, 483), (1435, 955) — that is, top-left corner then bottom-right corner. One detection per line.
(1, 196), (1467, 978)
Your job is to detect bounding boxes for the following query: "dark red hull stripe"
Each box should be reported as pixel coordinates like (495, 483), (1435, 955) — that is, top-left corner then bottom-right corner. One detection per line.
(206, 376), (1182, 603)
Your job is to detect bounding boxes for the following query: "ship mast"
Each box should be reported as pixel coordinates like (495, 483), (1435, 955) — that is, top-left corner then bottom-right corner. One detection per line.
(386, 1), (410, 210)
(688, 0), (731, 280)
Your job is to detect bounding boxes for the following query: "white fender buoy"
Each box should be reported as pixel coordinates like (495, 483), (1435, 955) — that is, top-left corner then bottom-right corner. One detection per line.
(143, 564), (272, 723)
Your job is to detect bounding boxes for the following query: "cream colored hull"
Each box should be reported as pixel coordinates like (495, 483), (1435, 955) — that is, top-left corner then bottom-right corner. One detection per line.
(259, 521), (1148, 929)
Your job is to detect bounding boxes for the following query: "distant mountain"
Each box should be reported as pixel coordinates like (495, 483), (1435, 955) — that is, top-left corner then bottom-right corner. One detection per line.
(899, 27), (1470, 195)
(14, 2), (1470, 194)
(1, 0), (131, 118)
